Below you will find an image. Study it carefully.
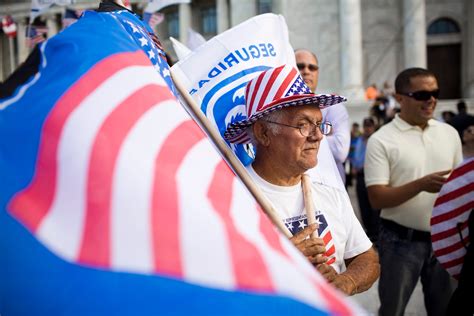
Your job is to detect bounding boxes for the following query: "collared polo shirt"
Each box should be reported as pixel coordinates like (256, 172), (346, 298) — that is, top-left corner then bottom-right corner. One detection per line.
(364, 115), (462, 231)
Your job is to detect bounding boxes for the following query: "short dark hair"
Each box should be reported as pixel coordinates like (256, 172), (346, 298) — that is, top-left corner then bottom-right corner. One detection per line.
(363, 117), (375, 126)
(394, 68), (436, 94)
(457, 100), (466, 112)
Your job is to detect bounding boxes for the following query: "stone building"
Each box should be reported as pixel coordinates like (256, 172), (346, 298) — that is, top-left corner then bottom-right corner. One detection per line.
(1, 0), (473, 102)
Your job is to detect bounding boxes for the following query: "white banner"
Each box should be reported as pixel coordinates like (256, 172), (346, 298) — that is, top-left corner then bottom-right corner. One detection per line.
(145, 0), (191, 13)
(171, 13), (344, 190)
(171, 14), (294, 165)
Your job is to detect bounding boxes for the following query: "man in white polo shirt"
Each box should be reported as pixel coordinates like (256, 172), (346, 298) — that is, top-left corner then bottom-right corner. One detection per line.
(365, 68), (462, 316)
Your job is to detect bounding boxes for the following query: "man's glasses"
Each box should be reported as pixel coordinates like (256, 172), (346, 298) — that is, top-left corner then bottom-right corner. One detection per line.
(264, 120), (332, 136)
(399, 89), (440, 101)
(296, 63), (319, 72)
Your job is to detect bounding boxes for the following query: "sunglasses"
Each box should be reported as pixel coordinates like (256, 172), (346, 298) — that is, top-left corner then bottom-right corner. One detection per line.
(296, 63), (319, 72)
(400, 89), (440, 101)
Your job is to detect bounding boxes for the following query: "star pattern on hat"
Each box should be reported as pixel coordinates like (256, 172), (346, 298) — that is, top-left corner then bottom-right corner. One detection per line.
(286, 76), (311, 96)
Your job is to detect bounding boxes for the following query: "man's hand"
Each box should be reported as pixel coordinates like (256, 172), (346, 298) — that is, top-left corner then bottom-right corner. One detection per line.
(290, 224), (327, 265)
(418, 169), (451, 193)
(317, 263), (337, 283)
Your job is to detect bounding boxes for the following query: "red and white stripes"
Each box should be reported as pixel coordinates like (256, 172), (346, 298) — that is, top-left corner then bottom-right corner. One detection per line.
(431, 158), (474, 279)
(245, 65), (298, 117)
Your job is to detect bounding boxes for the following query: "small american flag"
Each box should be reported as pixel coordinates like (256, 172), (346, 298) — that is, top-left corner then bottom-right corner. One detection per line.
(431, 157), (474, 279)
(26, 24), (48, 48)
(2, 15), (17, 38)
(142, 11), (164, 29)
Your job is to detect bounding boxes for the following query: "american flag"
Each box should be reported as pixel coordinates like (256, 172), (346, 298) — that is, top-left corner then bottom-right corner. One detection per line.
(284, 213), (336, 266)
(0, 9), (356, 315)
(431, 157), (474, 280)
(2, 15), (17, 38)
(142, 11), (164, 29)
(26, 24), (48, 48)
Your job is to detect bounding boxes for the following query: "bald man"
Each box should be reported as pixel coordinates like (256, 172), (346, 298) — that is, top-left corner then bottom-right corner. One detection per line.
(295, 49), (350, 184)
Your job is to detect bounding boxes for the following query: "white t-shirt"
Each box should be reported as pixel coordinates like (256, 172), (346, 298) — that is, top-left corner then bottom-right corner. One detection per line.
(247, 165), (372, 273)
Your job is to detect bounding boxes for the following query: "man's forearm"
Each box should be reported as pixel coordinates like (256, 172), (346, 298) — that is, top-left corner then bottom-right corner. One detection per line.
(340, 247), (380, 295)
(367, 180), (421, 209)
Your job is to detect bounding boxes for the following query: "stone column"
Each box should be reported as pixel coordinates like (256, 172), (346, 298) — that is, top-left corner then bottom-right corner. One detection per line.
(339, 0), (365, 100)
(403, 0), (426, 68)
(17, 19), (29, 64)
(179, 3), (192, 44)
(46, 15), (59, 38)
(272, 0), (287, 15)
(229, 0), (256, 27)
(466, 0), (474, 97)
(216, 0), (229, 33)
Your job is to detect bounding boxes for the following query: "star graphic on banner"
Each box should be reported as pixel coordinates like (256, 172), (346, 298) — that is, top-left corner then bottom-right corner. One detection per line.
(147, 49), (156, 60)
(286, 222), (294, 230)
(138, 37), (148, 47)
(298, 220), (306, 229)
(162, 67), (170, 77)
(125, 20), (139, 33)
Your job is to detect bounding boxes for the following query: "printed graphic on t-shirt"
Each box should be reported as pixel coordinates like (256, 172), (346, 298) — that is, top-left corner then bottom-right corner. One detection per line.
(284, 213), (336, 265)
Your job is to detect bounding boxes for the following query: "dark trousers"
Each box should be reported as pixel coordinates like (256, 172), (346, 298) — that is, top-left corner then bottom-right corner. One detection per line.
(355, 172), (380, 242)
(378, 222), (455, 316)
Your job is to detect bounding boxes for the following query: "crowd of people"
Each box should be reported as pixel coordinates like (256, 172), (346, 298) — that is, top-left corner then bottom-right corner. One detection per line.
(1, 1), (473, 315)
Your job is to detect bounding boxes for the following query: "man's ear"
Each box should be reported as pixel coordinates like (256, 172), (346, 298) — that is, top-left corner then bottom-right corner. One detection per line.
(394, 93), (404, 105)
(253, 121), (271, 146)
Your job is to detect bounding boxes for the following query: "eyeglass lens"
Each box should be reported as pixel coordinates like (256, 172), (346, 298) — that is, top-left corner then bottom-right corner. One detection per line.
(296, 63), (319, 72)
(408, 89), (440, 101)
(301, 122), (332, 136)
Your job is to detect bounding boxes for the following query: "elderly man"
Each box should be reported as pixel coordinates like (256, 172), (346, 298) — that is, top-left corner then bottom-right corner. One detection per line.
(225, 65), (379, 296)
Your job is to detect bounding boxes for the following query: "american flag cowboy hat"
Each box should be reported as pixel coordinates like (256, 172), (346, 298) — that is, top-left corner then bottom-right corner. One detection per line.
(223, 65), (347, 144)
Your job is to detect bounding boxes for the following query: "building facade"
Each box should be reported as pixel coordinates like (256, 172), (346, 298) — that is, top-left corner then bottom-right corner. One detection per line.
(1, 0), (473, 101)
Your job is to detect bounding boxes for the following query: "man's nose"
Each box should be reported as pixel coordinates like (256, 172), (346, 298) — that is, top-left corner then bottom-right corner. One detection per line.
(308, 127), (323, 141)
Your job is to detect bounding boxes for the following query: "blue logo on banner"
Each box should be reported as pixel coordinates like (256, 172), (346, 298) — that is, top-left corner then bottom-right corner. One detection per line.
(201, 66), (270, 165)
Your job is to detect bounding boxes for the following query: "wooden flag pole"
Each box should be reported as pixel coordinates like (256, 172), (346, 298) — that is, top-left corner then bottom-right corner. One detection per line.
(171, 72), (292, 238)
(302, 174), (319, 238)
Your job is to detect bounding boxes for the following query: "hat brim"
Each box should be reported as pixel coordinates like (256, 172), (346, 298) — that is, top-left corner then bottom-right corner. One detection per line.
(224, 93), (346, 144)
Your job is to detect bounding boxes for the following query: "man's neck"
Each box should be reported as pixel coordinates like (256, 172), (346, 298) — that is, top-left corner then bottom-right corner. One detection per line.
(252, 158), (302, 186)
(398, 113), (429, 130)
(463, 144), (474, 159)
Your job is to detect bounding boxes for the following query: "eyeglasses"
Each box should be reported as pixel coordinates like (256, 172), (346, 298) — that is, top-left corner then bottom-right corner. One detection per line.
(264, 120), (332, 136)
(400, 89), (440, 101)
(296, 63), (319, 72)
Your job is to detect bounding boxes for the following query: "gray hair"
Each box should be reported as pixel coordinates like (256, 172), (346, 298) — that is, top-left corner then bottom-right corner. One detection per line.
(246, 110), (286, 146)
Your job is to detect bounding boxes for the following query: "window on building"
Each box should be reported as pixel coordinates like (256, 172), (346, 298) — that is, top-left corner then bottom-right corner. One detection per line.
(257, 0), (272, 14)
(167, 11), (179, 38)
(201, 6), (216, 35)
(427, 18), (460, 35)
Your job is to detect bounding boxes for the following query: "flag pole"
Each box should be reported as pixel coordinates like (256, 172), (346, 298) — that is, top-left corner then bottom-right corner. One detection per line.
(8, 37), (15, 74)
(171, 72), (292, 238)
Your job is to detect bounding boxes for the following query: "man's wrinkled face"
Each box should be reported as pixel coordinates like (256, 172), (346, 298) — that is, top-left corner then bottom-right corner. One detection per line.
(295, 50), (319, 92)
(266, 105), (323, 174)
(396, 75), (438, 128)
